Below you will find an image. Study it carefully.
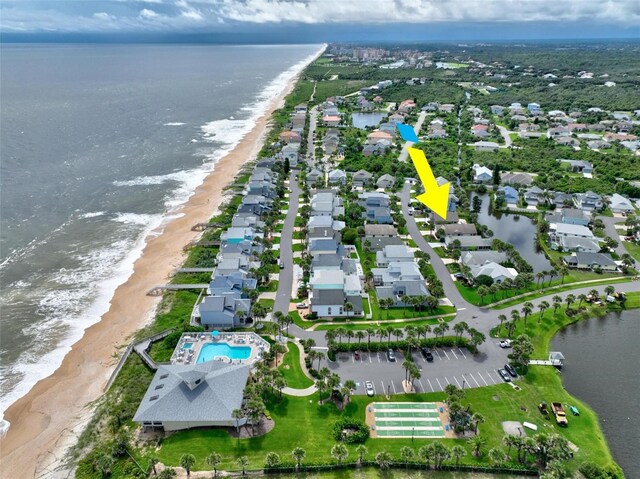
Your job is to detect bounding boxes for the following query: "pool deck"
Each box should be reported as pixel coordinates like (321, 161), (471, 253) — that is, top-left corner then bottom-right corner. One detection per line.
(170, 332), (269, 367)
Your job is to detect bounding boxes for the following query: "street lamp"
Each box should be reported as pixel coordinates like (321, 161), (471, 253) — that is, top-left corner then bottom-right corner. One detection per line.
(412, 427), (415, 443)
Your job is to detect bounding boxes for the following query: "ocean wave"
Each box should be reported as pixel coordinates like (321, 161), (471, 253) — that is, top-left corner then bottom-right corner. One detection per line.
(0, 43), (327, 432)
(79, 211), (106, 219)
(163, 122), (186, 126)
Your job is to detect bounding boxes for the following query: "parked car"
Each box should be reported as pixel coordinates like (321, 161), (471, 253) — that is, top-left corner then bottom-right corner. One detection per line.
(499, 339), (512, 348)
(296, 302), (307, 309)
(354, 351), (361, 361)
(420, 347), (434, 361)
(279, 260), (284, 269)
(365, 381), (375, 397)
(387, 349), (396, 362)
(408, 207), (415, 215)
(504, 364), (517, 377)
(498, 369), (512, 382)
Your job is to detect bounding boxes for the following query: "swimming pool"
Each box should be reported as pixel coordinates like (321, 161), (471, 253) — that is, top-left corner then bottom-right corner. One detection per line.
(182, 342), (194, 349)
(197, 343), (252, 363)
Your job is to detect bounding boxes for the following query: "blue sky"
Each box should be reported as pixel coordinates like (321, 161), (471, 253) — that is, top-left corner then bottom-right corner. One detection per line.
(1, 0), (638, 40)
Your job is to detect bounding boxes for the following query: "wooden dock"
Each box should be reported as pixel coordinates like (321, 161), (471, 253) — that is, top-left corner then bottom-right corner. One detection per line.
(191, 222), (223, 231)
(146, 284), (209, 296)
(174, 267), (217, 274)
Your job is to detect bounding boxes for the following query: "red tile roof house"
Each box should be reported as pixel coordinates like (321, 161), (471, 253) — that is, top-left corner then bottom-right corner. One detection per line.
(568, 123), (587, 132)
(279, 131), (301, 144)
(323, 115), (341, 127)
(472, 124), (490, 137)
(367, 130), (394, 142)
(604, 133), (638, 142)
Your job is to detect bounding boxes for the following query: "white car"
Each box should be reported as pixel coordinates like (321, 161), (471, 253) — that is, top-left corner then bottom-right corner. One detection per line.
(499, 339), (512, 348)
(296, 302), (307, 309)
(365, 381), (375, 397)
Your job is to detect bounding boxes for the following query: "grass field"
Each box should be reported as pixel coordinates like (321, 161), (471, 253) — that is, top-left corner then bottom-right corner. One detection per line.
(623, 240), (640, 262)
(279, 341), (314, 389)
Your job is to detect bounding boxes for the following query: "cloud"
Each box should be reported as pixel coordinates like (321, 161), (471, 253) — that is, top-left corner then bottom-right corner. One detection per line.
(1, 0), (638, 33)
(139, 8), (160, 19)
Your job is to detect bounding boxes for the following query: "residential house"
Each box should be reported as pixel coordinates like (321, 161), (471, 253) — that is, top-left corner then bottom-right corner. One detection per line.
(609, 193), (635, 214)
(472, 124), (490, 138)
(328, 169), (347, 185)
(279, 131), (301, 144)
(306, 168), (324, 184)
(373, 262), (429, 307)
(134, 362), (251, 432)
(574, 191), (603, 211)
(496, 186), (519, 206)
(323, 137), (339, 155)
(553, 192), (574, 208)
(548, 126), (570, 138)
(561, 160), (594, 174)
(311, 191), (344, 217)
(501, 172), (533, 186)
(376, 245), (415, 267)
(469, 262), (517, 283)
(359, 192), (393, 224)
(388, 113), (405, 124)
(563, 252), (617, 271)
(362, 143), (387, 157)
(444, 235), (493, 250)
(367, 130), (394, 142)
(460, 250), (508, 267)
(524, 186), (544, 206)
(323, 115), (341, 127)
(352, 169), (374, 187)
(552, 223), (595, 239)
(442, 223), (478, 236)
(376, 174), (396, 189)
(472, 164), (493, 183)
(280, 143), (300, 166)
(220, 227), (256, 245)
(473, 141), (499, 152)
(294, 103), (307, 113)
(557, 236), (601, 254)
(198, 291), (251, 329)
(364, 224), (398, 238)
(549, 208), (591, 226)
(436, 176), (458, 213)
(490, 105), (505, 115)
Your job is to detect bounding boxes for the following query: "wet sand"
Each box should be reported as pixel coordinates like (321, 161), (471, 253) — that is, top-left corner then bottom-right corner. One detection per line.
(0, 61), (312, 478)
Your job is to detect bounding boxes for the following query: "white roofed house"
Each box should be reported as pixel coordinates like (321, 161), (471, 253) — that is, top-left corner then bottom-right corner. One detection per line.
(306, 168), (324, 185)
(375, 245), (415, 267)
(469, 262), (517, 283)
(328, 169), (347, 185)
(280, 143), (300, 167)
(609, 193), (635, 215)
(563, 252), (617, 271)
(552, 223), (595, 239)
(376, 174), (396, 190)
(473, 141), (499, 152)
(472, 164), (493, 183)
(372, 262), (429, 307)
(574, 191), (603, 211)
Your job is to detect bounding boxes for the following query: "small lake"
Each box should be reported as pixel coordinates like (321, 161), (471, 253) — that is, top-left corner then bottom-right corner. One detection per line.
(352, 112), (386, 130)
(471, 194), (552, 273)
(552, 310), (639, 476)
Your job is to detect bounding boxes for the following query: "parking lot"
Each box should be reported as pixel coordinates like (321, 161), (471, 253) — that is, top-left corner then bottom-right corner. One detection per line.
(328, 345), (512, 396)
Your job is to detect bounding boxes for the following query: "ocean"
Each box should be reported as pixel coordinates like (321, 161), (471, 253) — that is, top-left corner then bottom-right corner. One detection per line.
(0, 43), (323, 431)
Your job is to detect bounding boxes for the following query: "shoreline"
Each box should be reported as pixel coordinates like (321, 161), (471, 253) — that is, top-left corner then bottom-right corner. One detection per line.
(0, 45), (325, 479)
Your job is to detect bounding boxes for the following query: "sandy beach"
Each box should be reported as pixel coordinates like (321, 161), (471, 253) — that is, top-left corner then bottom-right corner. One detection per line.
(0, 48), (322, 478)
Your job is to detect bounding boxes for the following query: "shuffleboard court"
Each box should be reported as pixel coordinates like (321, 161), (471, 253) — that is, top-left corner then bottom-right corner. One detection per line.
(368, 402), (448, 439)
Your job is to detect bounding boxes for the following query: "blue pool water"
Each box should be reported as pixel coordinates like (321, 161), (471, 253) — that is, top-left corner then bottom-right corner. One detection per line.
(182, 342), (194, 349)
(197, 343), (251, 363)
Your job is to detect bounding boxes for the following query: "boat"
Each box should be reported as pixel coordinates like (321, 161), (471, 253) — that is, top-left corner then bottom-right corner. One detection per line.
(570, 406), (580, 416)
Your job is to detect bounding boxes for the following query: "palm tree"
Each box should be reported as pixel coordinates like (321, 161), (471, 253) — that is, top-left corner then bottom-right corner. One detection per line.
(402, 359), (412, 382)
(206, 452), (222, 478)
(565, 294), (575, 311)
(559, 265), (569, 284)
(330, 443), (349, 465)
(292, 447), (306, 470)
(552, 295), (562, 316)
(469, 435), (487, 457)
(344, 301), (354, 317)
(232, 408), (244, 433)
(355, 444), (368, 464)
(158, 469), (177, 479)
(342, 379), (357, 405)
(418, 443), (434, 469)
(453, 322), (467, 343)
(536, 271), (545, 288)
(538, 300), (549, 323)
(394, 328), (404, 343)
(471, 412), (485, 434)
(355, 330), (365, 346)
(605, 285), (615, 297)
(451, 445), (467, 466)
(521, 301), (533, 328)
(149, 456), (159, 476)
(503, 434), (518, 458)
(431, 442), (451, 470)
(264, 452), (281, 468)
(589, 289), (600, 301)
(180, 453), (196, 477)
(577, 293), (587, 308)
(400, 446), (414, 467)
(375, 451), (392, 470)
(477, 285), (490, 305)
(497, 314), (507, 334)
(346, 330), (355, 345)
(236, 456), (249, 476)
(488, 447), (507, 466)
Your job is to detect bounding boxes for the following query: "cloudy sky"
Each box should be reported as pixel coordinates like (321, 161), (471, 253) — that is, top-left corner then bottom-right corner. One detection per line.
(1, 0), (638, 40)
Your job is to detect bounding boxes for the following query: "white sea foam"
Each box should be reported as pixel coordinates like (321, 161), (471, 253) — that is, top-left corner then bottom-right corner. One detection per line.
(0, 43), (327, 433)
(79, 211), (106, 219)
(163, 122), (186, 126)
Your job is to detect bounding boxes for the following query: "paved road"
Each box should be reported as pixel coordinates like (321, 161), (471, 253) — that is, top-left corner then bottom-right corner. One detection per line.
(398, 111), (427, 163)
(597, 215), (636, 265)
(274, 170), (300, 315)
(307, 105), (318, 162)
(496, 125), (513, 148)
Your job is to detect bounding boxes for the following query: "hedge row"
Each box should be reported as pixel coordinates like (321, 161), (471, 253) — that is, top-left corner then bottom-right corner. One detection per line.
(331, 336), (470, 353)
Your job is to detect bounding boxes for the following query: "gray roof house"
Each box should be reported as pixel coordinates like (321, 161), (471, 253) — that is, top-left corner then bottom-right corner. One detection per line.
(558, 236), (601, 254)
(352, 169), (374, 187)
(501, 172), (534, 186)
(359, 192), (393, 224)
(364, 224), (397, 237)
(280, 144), (300, 166)
(609, 193), (635, 214)
(574, 191), (603, 211)
(442, 223), (478, 236)
(306, 168), (324, 184)
(198, 291), (251, 329)
(553, 192), (574, 208)
(552, 223), (595, 239)
(311, 192), (344, 218)
(364, 236), (405, 251)
(444, 235), (493, 250)
(461, 251), (508, 267)
(524, 186), (544, 205)
(328, 169), (347, 185)
(373, 262), (429, 307)
(376, 245), (415, 266)
(563, 252), (617, 271)
(376, 174), (396, 189)
(134, 361), (250, 431)
(550, 208), (591, 226)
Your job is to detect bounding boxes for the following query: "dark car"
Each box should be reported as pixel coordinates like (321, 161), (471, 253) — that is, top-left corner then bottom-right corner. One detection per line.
(387, 349), (396, 362)
(504, 364), (517, 377)
(420, 347), (434, 362)
(354, 351), (361, 361)
(498, 369), (512, 382)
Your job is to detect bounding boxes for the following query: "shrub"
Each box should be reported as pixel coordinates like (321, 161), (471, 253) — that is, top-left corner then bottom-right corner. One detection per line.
(332, 418), (369, 444)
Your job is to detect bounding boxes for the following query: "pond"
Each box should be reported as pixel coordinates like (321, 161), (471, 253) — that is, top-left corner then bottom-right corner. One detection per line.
(552, 310), (639, 476)
(352, 112), (386, 130)
(471, 194), (552, 273)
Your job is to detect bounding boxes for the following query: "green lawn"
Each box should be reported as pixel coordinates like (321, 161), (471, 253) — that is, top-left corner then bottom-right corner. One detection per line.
(314, 315), (453, 332)
(279, 341), (314, 389)
(623, 240), (640, 262)
(258, 281), (279, 293)
(292, 243), (304, 252)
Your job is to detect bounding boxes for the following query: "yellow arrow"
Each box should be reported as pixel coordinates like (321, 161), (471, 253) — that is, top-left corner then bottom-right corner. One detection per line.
(407, 147), (450, 220)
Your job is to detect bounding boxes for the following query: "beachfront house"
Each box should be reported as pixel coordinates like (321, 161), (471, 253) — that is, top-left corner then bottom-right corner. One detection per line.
(134, 362), (250, 432)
